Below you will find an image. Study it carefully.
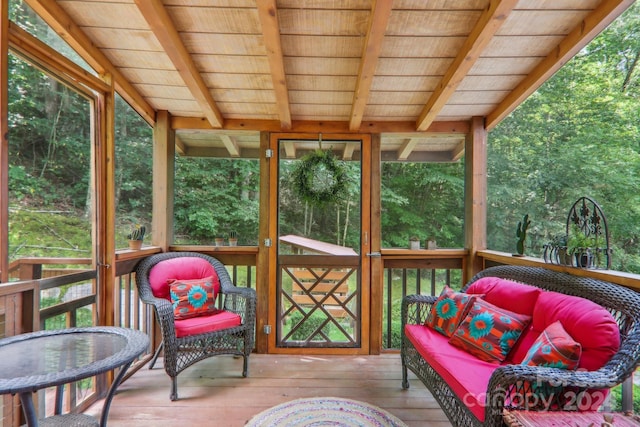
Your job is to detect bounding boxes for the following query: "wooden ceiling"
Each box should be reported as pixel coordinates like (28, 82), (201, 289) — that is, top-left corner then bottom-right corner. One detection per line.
(21, 0), (634, 160)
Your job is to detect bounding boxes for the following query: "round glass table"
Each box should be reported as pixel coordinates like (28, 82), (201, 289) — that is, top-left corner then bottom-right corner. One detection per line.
(0, 327), (149, 426)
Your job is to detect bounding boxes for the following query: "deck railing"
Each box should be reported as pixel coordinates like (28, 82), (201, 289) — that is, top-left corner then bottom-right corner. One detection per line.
(380, 249), (467, 350)
(2, 247), (638, 422)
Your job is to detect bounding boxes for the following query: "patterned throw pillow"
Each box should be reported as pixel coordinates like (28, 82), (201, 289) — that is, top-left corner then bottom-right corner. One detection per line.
(425, 286), (478, 337)
(169, 275), (220, 320)
(521, 321), (582, 369)
(449, 299), (531, 363)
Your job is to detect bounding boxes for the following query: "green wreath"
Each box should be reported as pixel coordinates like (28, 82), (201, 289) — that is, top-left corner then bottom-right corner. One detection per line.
(292, 149), (347, 206)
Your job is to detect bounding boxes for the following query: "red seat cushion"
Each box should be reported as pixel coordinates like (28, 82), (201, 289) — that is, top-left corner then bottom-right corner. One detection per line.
(405, 324), (497, 422)
(174, 309), (242, 338)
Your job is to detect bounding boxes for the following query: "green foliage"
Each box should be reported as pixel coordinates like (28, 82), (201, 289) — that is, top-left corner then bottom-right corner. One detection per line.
(381, 162), (465, 248)
(488, 3), (640, 273)
(8, 209), (92, 259)
(291, 149), (348, 206)
(610, 383), (640, 413)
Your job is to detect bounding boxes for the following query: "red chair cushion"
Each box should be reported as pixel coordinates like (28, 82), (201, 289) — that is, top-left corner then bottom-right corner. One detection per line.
(174, 309), (242, 338)
(148, 256), (216, 300)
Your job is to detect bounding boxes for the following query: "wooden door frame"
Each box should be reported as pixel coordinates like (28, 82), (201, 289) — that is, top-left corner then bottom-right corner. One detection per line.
(266, 132), (371, 355)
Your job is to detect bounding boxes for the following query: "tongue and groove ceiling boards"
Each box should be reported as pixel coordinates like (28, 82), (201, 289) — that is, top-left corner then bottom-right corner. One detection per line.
(22, 0), (633, 160)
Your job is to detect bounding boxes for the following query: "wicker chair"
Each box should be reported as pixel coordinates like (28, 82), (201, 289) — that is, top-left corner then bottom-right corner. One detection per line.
(401, 265), (640, 427)
(135, 252), (256, 401)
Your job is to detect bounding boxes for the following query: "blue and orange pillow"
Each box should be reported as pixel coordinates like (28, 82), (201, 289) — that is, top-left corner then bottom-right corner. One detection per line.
(169, 275), (220, 320)
(425, 286), (478, 337)
(521, 320), (581, 369)
(449, 298), (531, 363)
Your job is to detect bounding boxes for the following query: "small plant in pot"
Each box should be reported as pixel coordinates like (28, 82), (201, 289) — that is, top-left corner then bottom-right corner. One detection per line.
(214, 234), (225, 247)
(127, 224), (146, 250)
(228, 230), (238, 246)
(409, 236), (421, 250)
(567, 225), (596, 268)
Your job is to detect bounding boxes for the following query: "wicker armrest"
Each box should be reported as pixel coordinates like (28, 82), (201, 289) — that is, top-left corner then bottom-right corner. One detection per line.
(401, 294), (437, 326)
(490, 364), (616, 392)
(222, 287), (257, 322)
(485, 363), (617, 420)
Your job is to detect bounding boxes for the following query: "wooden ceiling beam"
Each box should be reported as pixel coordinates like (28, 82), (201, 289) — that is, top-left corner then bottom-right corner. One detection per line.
(25, 0), (156, 125)
(175, 135), (187, 156)
(220, 134), (240, 157)
(133, 0), (223, 129)
(416, 0), (518, 131)
(486, 0), (634, 130)
(397, 138), (417, 161)
(343, 143), (357, 161)
(283, 141), (296, 159)
(451, 140), (466, 162)
(171, 117), (470, 134)
(257, 0), (291, 130)
(349, 0), (393, 131)
(8, 22), (110, 95)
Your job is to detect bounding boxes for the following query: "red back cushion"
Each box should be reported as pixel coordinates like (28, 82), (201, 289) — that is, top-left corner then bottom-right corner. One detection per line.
(466, 277), (543, 363)
(531, 291), (620, 371)
(148, 257), (217, 300)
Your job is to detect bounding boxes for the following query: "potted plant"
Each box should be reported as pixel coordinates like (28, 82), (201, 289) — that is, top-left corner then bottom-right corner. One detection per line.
(214, 234), (225, 247)
(426, 237), (437, 250)
(551, 233), (571, 265)
(228, 230), (238, 246)
(567, 224), (596, 268)
(409, 236), (421, 250)
(127, 224), (145, 250)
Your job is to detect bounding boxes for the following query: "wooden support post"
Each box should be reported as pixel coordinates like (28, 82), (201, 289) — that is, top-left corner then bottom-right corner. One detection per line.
(255, 131), (270, 353)
(464, 116), (487, 282)
(95, 77), (116, 328)
(0, 0), (8, 284)
(369, 133), (382, 354)
(152, 110), (174, 250)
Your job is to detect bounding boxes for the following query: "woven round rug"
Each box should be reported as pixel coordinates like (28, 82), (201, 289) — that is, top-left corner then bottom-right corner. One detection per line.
(245, 397), (407, 427)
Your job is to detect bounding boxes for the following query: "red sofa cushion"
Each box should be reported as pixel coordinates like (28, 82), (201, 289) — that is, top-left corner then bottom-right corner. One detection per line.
(466, 277), (542, 317)
(531, 291), (620, 371)
(405, 324), (497, 422)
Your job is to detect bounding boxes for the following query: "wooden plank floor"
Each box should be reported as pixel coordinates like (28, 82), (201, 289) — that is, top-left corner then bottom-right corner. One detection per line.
(86, 353), (452, 427)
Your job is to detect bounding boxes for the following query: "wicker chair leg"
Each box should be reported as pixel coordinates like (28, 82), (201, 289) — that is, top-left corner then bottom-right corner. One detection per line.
(170, 377), (178, 401)
(401, 362), (410, 389)
(149, 340), (164, 370)
(242, 354), (249, 377)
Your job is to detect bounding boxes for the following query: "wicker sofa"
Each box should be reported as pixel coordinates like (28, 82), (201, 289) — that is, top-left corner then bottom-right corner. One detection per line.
(401, 265), (640, 427)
